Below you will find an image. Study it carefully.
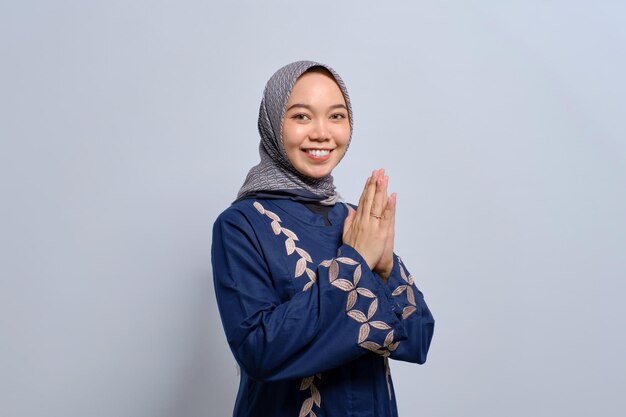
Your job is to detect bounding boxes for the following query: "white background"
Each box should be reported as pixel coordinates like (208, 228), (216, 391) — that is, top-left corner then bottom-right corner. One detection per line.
(2, 1), (625, 416)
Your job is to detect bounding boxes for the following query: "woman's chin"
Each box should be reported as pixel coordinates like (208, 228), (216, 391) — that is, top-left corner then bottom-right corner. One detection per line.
(297, 166), (335, 179)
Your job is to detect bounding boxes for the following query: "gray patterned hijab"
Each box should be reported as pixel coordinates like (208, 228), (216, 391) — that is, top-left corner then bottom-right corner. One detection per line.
(236, 60), (353, 205)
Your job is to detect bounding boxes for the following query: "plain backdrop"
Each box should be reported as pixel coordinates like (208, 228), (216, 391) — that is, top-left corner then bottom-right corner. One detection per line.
(1, 1), (625, 416)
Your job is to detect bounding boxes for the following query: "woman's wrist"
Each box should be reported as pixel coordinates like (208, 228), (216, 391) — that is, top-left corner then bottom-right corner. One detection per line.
(349, 242), (378, 271)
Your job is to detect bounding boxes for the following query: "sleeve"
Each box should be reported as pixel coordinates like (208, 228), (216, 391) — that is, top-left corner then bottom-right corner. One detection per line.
(382, 255), (435, 364)
(211, 209), (409, 382)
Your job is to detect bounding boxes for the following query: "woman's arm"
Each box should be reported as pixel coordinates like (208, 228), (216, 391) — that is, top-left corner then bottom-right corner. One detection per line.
(343, 169), (435, 363)
(212, 209), (407, 383)
(382, 255), (435, 364)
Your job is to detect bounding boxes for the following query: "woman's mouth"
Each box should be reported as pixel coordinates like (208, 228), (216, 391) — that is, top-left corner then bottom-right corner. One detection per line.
(303, 149), (332, 161)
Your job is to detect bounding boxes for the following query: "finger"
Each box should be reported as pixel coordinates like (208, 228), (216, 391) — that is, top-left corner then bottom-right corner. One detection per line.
(360, 169), (380, 218)
(387, 192), (397, 235)
(356, 175), (372, 214)
(381, 192), (397, 229)
(353, 177), (369, 226)
(371, 172), (388, 220)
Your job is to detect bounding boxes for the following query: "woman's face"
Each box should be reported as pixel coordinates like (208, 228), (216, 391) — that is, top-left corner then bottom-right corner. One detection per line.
(282, 70), (351, 179)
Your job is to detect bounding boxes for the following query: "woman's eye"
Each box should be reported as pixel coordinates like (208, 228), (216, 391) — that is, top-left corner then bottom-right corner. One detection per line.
(331, 113), (346, 120)
(293, 114), (310, 121)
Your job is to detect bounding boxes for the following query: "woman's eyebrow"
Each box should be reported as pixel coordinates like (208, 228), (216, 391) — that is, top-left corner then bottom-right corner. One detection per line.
(286, 103), (348, 112)
(285, 103), (312, 112)
(329, 104), (348, 111)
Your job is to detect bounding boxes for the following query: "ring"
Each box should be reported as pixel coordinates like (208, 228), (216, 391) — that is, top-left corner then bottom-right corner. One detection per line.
(370, 214), (382, 220)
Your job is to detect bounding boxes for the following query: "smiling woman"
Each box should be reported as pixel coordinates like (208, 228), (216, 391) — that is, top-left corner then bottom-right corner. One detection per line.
(211, 61), (435, 417)
(282, 68), (351, 179)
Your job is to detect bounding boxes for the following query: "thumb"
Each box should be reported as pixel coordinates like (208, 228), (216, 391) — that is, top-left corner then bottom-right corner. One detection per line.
(343, 206), (356, 234)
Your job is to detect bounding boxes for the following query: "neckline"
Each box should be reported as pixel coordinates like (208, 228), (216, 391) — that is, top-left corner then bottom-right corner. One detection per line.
(261, 198), (348, 228)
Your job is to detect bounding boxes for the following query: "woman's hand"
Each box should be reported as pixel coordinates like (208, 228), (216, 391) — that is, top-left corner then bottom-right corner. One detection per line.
(342, 169), (397, 281)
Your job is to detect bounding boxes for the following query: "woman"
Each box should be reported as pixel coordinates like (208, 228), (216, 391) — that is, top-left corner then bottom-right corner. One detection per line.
(212, 60), (434, 417)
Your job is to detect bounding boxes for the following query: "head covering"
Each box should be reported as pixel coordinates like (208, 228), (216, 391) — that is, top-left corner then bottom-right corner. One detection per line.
(236, 60), (353, 205)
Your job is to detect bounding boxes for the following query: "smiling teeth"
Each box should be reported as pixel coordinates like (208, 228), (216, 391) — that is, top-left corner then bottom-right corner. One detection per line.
(307, 149), (330, 157)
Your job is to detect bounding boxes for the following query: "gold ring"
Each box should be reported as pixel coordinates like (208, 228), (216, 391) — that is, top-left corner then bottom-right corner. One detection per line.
(370, 214), (382, 220)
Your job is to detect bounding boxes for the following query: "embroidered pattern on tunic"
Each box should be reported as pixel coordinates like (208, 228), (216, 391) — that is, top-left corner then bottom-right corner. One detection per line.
(253, 201), (401, 410)
(253, 201), (323, 416)
(299, 374), (322, 417)
(391, 256), (418, 319)
(253, 201), (317, 291)
(319, 258), (400, 358)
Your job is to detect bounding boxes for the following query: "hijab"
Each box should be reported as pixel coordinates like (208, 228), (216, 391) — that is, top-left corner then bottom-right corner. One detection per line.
(236, 60), (353, 205)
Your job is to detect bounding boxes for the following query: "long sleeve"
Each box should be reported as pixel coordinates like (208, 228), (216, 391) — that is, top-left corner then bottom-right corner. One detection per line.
(211, 208), (408, 382)
(383, 255), (435, 363)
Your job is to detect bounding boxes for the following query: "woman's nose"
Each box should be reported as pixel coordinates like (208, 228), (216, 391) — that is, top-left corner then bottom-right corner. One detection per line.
(309, 120), (330, 141)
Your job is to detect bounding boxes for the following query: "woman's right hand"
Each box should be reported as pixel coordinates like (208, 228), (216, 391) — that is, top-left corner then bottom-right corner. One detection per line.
(342, 169), (395, 276)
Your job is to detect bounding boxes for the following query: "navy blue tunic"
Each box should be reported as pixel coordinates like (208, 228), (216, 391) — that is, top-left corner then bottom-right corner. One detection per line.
(212, 198), (435, 417)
